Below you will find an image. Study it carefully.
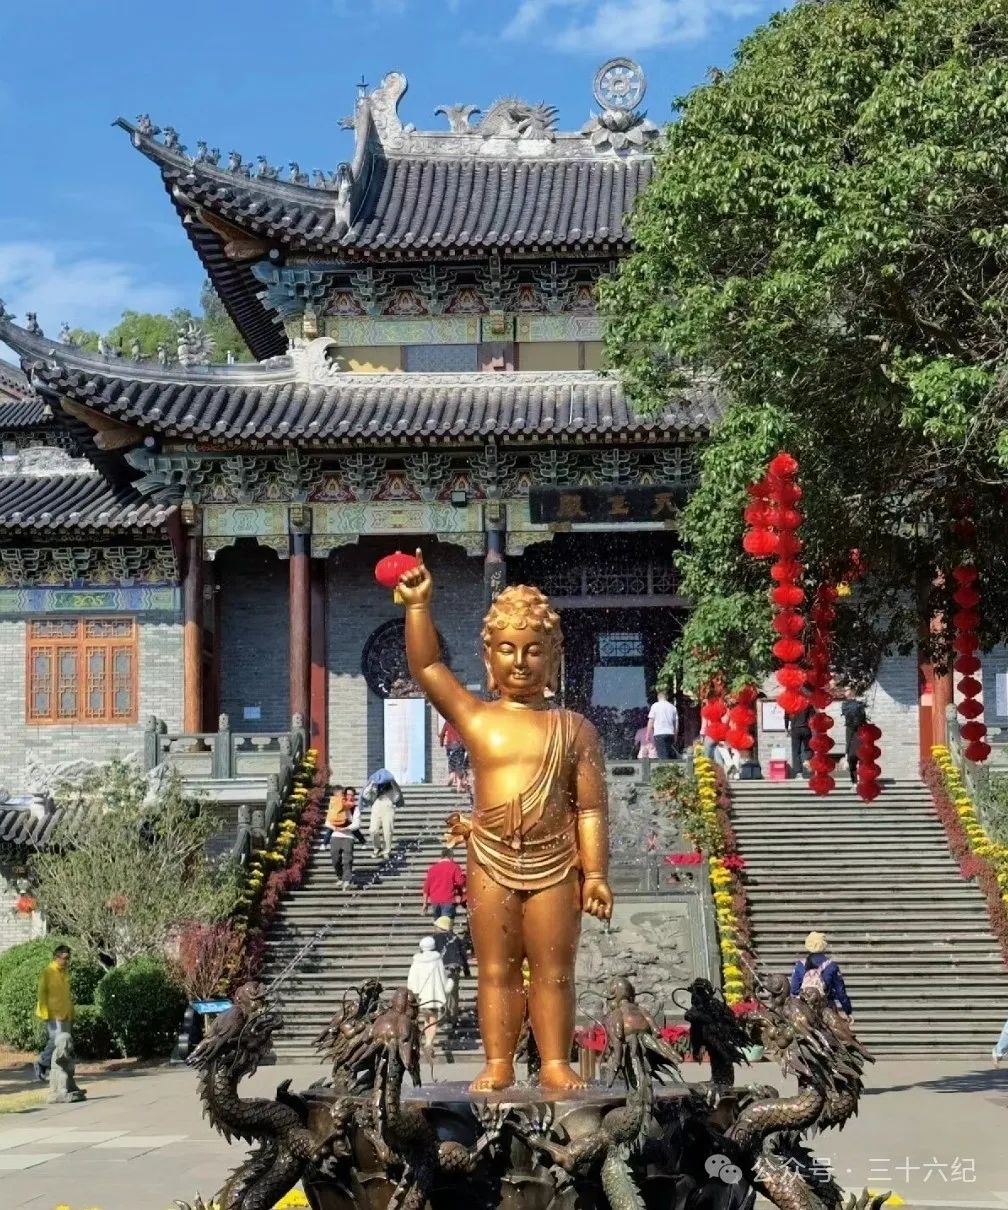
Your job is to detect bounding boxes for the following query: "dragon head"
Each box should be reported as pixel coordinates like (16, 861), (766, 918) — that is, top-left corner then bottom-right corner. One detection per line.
(188, 981), (282, 1081)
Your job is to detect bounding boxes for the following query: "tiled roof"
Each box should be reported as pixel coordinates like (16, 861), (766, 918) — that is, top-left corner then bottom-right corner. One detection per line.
(0, 471), (171, 532)
(1, 318), (720, 446)
(0, 360), (50, 428)
(144, 146), (653, 257)
(0, 800), (88, 851)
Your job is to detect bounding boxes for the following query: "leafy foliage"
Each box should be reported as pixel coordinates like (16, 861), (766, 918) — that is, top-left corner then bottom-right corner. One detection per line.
(0, 937), (103, 1050)
(603, 0), (1008, 687)
(30, 760), (238, 966)
(67, 279), (251, 362)
(94, 956), (187, 1059)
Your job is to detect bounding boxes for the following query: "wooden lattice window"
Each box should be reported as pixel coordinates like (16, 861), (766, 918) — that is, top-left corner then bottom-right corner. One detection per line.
(27, 618), (138, 725)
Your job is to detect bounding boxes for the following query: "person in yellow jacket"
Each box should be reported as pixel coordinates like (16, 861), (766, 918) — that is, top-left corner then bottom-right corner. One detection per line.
(34, 944), (73, 1081)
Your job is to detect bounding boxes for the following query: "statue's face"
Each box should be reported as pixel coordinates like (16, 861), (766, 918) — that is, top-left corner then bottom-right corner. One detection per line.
(484, 625), (556, 700)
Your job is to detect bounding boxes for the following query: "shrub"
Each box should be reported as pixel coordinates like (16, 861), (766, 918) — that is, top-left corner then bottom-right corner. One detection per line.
(95, 956), (186, 1059)
(172, 922), (243, 1002)
(72, 1003), (114, 1060)
(0, 937), (104, 1050)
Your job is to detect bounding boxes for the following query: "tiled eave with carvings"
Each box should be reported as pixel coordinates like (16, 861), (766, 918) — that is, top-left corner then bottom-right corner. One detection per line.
(0, 318), (723, 451)
(114, 65), (659, 353)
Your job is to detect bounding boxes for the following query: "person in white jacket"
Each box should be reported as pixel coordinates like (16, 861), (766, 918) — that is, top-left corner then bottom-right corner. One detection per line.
(407, 935), (448, 1058)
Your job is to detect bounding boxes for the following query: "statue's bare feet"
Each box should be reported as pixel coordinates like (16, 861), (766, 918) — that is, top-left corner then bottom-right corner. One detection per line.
(538, 1062), (586, 1092)
(469, 1060), (515, 1092)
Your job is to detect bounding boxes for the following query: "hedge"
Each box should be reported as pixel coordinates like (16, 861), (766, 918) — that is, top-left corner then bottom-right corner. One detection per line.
(0, 938), (104, 1051)
(94, 956), (186, 1059)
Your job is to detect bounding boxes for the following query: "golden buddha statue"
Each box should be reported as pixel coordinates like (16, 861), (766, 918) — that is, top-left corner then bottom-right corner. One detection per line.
(399, 551), (613, 1092)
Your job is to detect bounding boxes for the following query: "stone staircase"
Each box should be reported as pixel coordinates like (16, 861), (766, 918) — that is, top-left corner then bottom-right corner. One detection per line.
(731, 779), (1008, 1057)
(261, 783), (476, 1062)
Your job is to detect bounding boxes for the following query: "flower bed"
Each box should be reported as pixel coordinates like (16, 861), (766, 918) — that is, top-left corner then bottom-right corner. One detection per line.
(653, 752), (755, 1005)
(230, 748), (324, 980)
(926, 746), (1008, 963)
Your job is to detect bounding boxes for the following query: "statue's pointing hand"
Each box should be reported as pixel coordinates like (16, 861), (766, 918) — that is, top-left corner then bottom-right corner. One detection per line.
(397, 548), (433, 606)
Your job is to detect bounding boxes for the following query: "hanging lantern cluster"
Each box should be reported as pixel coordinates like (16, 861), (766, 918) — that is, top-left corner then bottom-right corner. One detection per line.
(765, 453), (807, 717)
(952, 562), (990, 763)
(855, 723), (883, 801)
(726, 685), (758, 752)
(701, 694), (728, 745)
(743, 478), (779, 559)
(805, 584), (838, 797)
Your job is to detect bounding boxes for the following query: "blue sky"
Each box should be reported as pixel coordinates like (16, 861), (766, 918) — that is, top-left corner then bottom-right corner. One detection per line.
(0, 0), (784, 342)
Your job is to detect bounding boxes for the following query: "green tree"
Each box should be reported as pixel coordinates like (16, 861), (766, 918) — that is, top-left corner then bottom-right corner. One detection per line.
(31, 760), (237, 967)
(106, 308), (193, 360)
(200, 279), (253, 362)
(602, 0), (1008, 692)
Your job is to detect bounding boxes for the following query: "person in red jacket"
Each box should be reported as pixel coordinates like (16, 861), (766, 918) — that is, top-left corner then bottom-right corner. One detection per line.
(421, 847), (466, 919)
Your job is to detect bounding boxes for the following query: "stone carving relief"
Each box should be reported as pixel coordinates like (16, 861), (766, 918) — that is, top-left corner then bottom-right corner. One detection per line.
(288, 337), (345, 383)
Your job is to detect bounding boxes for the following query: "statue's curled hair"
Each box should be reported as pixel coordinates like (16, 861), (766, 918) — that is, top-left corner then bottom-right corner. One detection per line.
(481, 585), (563, 653)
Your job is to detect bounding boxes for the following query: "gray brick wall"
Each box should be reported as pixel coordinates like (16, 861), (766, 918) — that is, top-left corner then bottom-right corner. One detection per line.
(0, 863), (46, 955)
(755, 650), (922, 782)
(327, 540), (485, 787)
(0, 614), (182, 791)
(216, 544), (290, 732)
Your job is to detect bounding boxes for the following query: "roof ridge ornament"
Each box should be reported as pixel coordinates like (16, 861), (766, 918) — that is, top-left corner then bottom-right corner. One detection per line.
(288, 336), (345, 384)
(479, 99), (558, 141)
(583, 57), (658, 153)
(434, 103), (482, 133)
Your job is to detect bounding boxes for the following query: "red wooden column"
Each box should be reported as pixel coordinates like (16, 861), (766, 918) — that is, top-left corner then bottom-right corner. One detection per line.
(182, 530), (204, 733)
(309, 556), (328, 773)
(289, 525), (311, 726)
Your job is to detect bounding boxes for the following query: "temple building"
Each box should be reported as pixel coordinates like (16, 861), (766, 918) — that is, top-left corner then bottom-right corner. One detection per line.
(0, 61), (738, 788)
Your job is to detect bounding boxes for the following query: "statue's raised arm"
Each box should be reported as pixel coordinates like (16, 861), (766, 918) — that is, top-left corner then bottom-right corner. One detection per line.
(399, 549), (478, 727)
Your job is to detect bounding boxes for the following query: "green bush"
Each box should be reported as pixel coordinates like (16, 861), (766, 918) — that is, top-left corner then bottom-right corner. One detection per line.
(71, 1003), (114, 1060)
(0, 937), (104, 1050)
(95, 956), (186, 1059)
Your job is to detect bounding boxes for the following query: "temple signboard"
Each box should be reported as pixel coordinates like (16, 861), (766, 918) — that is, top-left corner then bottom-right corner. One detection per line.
(529, 485), (687, 525)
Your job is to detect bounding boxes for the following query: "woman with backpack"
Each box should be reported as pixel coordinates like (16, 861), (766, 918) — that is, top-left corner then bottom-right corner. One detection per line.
(789, 931), (853, 1017)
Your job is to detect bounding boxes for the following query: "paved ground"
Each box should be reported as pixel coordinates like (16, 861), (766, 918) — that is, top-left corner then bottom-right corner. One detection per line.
(0, 1057), (1005, 1209)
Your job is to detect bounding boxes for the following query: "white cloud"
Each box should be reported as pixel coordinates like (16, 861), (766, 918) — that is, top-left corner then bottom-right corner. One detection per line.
(0, 241), (186, 338)
(502, 0), (761, 53)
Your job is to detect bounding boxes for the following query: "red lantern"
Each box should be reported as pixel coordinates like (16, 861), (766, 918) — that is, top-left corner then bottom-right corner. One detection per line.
(726, 728), (755, 751)
(957, 698), (984, 719)
(776, 665), (807, 689)
(768, 452), (799, 479)
(375, 550), (419, 591)
(13, 893), (36, 916)
(960, 721), (988, 742)
(776, 532), (804, 558)
(952, 564), (979, 585)
(954, 654), (981, 675)
(706, 720), (729, 743)
(771, 560), (803, 583)
(744, 503), (769, 526)
(771, 611), (805, 638)
(701, 699), (726, 724)
(953, 586), (980, 608)
(957, 676), (982, 697)
(953, 610), (980, 631)
(743, 528), (779, 558)
(809, 734), (833, 753)
(809, 773), (835, 796)
(772, 639), (804, 663)
(966, 741), (993, 762)
(808, 687), (832, 711)
(778, 688), (807, 716)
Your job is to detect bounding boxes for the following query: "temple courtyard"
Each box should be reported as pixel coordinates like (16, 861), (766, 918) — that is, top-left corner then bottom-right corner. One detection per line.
(0, 1058), (1004, 1210)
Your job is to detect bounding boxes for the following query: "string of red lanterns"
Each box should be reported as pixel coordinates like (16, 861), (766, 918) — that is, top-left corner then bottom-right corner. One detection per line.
(806, 584), (838, 797)
(764, 454), (808, 718)
(726, 684), (758, 753)
(952, 562), (990, 763)
(855, 723), (882, 802)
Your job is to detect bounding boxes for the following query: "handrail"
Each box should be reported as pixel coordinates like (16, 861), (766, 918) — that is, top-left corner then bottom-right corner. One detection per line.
(144, 712), (308, 781)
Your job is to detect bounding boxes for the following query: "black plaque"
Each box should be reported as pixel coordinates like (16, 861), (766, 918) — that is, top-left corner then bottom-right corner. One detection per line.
(529, 485), (688, 525)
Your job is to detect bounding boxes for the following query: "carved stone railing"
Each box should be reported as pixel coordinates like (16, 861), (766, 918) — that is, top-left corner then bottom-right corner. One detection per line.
(144, 713), (307, 781)
(144, 713), (309, 869)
